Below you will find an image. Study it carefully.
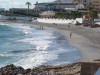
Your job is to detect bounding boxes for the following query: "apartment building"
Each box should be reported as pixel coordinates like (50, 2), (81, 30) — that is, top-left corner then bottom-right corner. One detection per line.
(92, 0), (100, 11)
(76, 0), (93, 8)
(34, 2), (78, 11)
(34, 0), (85, 11)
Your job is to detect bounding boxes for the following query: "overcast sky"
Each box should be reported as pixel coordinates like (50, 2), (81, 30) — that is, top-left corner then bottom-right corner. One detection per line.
(0, 0), (54, 10)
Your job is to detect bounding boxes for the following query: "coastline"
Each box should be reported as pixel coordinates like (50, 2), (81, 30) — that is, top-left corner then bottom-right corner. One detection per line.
(30, 22), (100, 62)
(0, 21), (100, 74)
(1, 21), (100, 62)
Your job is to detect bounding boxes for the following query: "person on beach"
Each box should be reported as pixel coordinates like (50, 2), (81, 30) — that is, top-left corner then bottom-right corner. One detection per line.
(70, 32), (72, 39)
(40, 25), (43, 29)
(54, 23), (57, 26)
(41, 25), (43, 29)
(40, 25), (41, 29)
(68, 23), (70, 28)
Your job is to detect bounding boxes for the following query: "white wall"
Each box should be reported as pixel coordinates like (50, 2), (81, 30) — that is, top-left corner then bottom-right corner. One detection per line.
(36, 18), (82, 24)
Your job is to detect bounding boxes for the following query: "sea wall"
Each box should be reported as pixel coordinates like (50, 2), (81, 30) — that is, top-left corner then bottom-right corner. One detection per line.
(81, 62), (100, 75)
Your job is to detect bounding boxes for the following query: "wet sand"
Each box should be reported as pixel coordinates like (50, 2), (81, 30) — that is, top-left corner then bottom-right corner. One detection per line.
(1, 21), (100, 62)
(1, 21), (100, 75)
(30, 22), (100, 62)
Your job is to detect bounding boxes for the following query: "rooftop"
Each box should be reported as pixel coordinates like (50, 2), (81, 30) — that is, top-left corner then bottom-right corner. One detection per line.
(34, 2), (78, 5)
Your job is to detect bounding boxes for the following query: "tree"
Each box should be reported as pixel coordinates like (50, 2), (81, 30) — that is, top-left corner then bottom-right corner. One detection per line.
(25, 2), (31, 11)
(87, 3), (96, 19)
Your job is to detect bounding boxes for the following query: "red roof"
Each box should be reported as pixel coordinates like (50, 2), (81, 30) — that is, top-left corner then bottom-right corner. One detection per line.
(83, 15), (91, 19)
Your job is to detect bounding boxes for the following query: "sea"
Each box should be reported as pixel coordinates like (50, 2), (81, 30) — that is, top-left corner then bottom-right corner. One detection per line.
(0, 23), (80, 69)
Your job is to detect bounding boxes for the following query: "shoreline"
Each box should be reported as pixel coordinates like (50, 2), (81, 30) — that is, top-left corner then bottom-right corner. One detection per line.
(1, 21), (100, 75)
(28, 22), (100, 62)
(1, 21), (100, 62)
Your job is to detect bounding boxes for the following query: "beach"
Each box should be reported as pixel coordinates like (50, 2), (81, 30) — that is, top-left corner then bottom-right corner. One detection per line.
(1, 21), (100, 62)
(0, 21), (100, 75)
(30, 22), (100, 62)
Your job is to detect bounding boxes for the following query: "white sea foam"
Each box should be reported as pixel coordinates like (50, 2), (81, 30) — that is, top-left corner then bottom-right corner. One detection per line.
(11, 25), (32, 30)
(15, 51), (57, 69)
(15, 28), (80, 69)
(0, 23), (6, 25)
(0, 24), (80, 69)
(17, 30), (56, 50)
(11, 25), (33, 35)
(17, 38), (52, 50)
(14, 48), (67, 69)
(22, 30), (32, 35)
(0, 54), (4, 57)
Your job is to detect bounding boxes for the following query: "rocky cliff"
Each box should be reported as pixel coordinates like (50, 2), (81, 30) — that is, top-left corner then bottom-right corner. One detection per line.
(0, 61), (100, 75)
(0, 62), (81, 75)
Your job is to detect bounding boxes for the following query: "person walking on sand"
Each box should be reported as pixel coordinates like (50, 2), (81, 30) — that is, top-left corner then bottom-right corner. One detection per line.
(41, 25), (43, 29)
(70, 32), (72, 39)
(68, 23), (70, 28)
(40, 25), (43, 29)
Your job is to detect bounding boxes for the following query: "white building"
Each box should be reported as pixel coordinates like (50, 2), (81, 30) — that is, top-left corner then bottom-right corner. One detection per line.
(34, 2), (80, 11)
(34, 0), (85, 11)
(34, 2), (85, 11)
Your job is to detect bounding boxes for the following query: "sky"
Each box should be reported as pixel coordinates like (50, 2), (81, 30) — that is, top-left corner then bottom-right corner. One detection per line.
(0, 0), (54, 10)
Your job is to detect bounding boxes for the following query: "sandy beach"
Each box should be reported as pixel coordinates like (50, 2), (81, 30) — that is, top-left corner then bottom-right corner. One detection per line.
(1, 21), (100, 62)
(1, 21), (100, 75)
(29, 22), (100, 62)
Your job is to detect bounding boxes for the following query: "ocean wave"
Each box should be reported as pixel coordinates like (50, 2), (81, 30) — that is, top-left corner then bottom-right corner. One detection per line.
(22, 30), (32, 35)
(14, 50), (58, 69)
(14, 47), (71, 69)
(0, 25), (13, 31)
(0, 24), (80, 69)
(17, 38), (52, 50)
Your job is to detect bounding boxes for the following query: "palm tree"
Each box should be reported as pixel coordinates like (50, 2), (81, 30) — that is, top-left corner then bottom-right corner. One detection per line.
(26, 2), (31, 11)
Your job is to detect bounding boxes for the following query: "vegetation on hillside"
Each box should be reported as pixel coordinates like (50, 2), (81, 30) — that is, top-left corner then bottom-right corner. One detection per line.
(54, 11), (87, 19)
(0, 11), (39, 17)
(87, 3), (98, 19)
